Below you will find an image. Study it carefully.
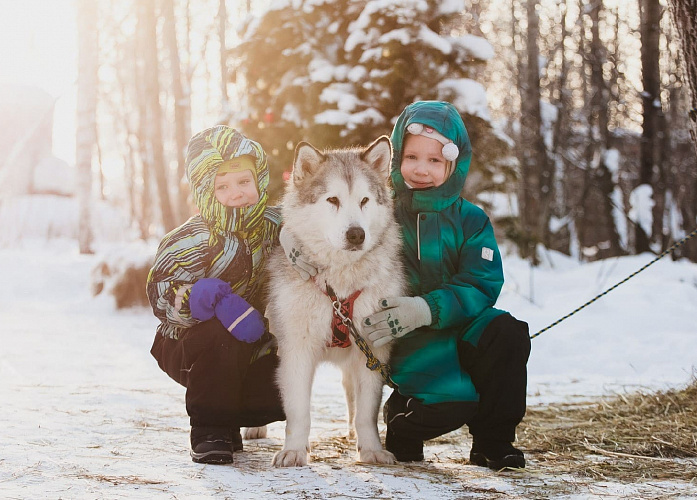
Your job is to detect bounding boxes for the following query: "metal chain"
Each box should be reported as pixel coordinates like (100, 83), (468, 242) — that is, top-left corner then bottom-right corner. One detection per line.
(531, 227), (697, 339)
(329, 294), (396, 388)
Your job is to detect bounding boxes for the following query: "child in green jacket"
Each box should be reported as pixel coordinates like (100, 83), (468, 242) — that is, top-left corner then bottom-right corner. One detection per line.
(362, 100), (530, 469)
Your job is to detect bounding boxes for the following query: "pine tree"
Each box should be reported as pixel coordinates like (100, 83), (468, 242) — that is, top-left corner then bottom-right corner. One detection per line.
(234, 0), (361, 201)
(233, 0), (511, 203)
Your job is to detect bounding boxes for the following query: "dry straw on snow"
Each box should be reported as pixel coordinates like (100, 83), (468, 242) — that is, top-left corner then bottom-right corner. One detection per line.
(518, 378), (697, 481)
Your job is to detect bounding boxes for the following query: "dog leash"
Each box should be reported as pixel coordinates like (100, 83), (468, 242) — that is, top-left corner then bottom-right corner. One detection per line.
(531, 226), (697, 339)
(325, 283), (397, 389)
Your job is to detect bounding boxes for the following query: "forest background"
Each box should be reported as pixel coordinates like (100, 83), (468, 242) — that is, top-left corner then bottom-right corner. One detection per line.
(2, 0), (696, 268)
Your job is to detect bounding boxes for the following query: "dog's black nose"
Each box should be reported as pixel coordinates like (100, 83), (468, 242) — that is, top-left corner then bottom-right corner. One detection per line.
(346, 226), (365, 246)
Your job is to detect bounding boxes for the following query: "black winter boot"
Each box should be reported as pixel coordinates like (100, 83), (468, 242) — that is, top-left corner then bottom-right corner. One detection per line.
(385, 429), (424, 462)
(469, 439), (525, 470)
(231, 428), (243, 452)
(190, 427), (235, 464)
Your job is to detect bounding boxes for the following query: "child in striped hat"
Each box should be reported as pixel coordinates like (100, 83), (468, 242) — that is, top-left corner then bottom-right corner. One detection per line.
(147, 125), (285, 465)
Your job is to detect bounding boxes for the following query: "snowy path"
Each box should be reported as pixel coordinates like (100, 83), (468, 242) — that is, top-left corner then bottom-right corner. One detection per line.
(1, 241), (696, 498)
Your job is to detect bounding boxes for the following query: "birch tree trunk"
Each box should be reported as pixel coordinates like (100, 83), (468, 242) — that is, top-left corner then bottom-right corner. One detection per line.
(135, 11), (152, 240)
(162, 0), (192, 222)
(518, 0), (553, 263)
(587, 0), (622, 258)
(218, 0), (230, 121)
(76, 0), (97, 254)
(139, 0), (176, 232)
(667, 0), (697, 154)
(110, 28), (143, 237)
(666, 0), (697, 259)
(637, 0), (662, 253)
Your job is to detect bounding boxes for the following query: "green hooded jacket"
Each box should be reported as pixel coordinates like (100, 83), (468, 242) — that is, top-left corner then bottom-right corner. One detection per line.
(146, 126), (281, 340)
(389, 101), (506, 405)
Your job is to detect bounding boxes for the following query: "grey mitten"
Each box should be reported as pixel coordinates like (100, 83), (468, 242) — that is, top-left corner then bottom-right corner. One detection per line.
(279, 226), (318, 280)
(363, 296), (432, 347)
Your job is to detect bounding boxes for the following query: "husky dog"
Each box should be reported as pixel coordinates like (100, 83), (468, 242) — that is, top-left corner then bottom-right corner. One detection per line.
(267, 136), (406, 467)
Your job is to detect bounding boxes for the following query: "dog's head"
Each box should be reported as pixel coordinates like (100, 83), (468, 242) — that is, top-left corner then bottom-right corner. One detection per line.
(283, 136), (394, 257)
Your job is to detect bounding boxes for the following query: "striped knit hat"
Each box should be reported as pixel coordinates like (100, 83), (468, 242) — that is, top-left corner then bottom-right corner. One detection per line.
(186, 126), (269, 239)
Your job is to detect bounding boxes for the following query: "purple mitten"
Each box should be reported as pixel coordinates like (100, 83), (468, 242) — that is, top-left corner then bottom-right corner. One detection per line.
(214, 293), (265, 343)
(189, 278), (233, 321)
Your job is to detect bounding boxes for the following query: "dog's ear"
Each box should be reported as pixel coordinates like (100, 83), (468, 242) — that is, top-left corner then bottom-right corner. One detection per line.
(292, 142), (325, 184)
(361, 136), (392, 178)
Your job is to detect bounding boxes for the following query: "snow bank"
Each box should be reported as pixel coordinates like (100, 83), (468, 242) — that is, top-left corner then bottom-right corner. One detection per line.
(0, 195), (129, 246)
(91, 240), (158, 309)
(32, 155), (74, 195)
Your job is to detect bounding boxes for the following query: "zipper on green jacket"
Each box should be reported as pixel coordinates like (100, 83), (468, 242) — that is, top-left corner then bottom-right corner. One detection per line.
(416, 213), (421, 261)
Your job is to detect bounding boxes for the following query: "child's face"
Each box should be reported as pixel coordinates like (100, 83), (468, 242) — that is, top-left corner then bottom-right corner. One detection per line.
(214, 170), (260, 208)
(400, 134), (449, 189)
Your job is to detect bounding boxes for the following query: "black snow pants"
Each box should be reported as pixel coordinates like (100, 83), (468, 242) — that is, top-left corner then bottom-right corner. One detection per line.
(384, 313), (531, 443)
(151, 318), (285, 428)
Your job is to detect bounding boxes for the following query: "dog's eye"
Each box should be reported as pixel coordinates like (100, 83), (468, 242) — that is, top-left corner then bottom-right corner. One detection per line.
(327, 197), (340, 207)
(360, 197), (369, 207)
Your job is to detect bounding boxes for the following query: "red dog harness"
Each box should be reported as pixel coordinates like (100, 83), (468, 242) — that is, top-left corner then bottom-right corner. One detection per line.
(321, 282), (361, 348)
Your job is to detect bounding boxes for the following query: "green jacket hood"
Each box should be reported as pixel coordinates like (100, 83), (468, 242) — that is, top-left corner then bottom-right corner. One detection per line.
(390, 101), (472, 212)
(186, 125), (269, 238)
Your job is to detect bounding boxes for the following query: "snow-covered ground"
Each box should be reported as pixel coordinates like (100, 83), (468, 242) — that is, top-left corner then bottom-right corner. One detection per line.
(1, 239), (696, 499)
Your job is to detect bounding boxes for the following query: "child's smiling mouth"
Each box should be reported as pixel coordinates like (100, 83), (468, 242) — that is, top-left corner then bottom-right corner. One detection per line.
(410, 180), (433, 188)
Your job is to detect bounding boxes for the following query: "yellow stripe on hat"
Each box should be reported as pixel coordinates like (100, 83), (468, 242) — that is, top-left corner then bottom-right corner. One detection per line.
(217, 155), (257, 176)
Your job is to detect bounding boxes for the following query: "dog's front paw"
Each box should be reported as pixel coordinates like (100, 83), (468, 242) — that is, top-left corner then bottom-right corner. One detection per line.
(358, 449), (396, 465)
(243, 426), (267, 439)
(272, 449), (309, 467)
